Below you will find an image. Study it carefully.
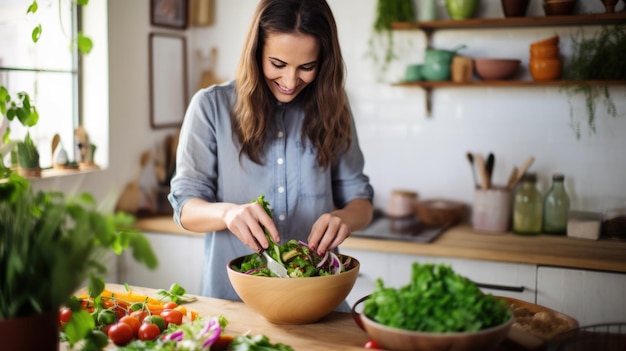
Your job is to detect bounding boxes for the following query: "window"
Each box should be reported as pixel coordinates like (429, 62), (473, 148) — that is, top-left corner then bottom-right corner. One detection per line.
(0, 0), (79, 169)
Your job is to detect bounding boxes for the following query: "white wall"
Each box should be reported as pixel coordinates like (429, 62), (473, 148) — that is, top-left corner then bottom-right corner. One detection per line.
(34, 0), (626, 218)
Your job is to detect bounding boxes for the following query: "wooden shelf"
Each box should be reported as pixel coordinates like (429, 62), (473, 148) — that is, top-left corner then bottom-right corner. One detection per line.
(394, 80), (626, 88)
(389, 12), (626, 115)
(397, 80), (625, 115)
(391, 12), (626, 31)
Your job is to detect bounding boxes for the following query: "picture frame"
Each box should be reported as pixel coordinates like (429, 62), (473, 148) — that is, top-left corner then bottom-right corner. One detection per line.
(150, 0), (188, 29)
(149, 33), (188, 129)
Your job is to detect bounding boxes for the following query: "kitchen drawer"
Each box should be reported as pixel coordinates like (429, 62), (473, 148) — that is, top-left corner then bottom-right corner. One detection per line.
(537, 266), (626, 326)
(118, 232), (205, 295)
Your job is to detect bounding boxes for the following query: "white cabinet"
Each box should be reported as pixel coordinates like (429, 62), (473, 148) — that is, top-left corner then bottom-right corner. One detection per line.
(537, 266), (626, 326)
(341, 248), (536, 308)
(117, 232), (205, 295)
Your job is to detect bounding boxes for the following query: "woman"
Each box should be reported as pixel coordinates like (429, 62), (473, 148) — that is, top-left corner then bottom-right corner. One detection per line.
(168, 0), (374, 302)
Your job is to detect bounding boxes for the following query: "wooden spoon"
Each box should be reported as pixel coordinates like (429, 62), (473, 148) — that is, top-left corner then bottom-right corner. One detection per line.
(474, 153), (490, 190)
(508, 157), (535, 190)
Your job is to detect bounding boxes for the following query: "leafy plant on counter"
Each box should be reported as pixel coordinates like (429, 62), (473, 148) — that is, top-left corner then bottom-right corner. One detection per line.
(0, 173), (158, 347)
(367, 0), (415, 80)
(562, 24), (626, 139)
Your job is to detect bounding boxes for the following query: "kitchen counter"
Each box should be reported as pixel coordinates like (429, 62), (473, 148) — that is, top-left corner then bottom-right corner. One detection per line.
(135, 217), (626, 274)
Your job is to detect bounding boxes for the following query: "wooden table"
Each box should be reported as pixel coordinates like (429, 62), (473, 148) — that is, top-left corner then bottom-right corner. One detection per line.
(60, 284), (546, 351)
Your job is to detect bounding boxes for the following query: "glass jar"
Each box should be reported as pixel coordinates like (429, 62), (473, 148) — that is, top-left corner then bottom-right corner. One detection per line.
(543, 174), (570, 235)
(513, 173), (543, 235)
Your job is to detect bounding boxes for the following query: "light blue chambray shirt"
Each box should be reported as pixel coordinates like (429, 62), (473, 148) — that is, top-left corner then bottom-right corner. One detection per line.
(168, 80), (374, 302)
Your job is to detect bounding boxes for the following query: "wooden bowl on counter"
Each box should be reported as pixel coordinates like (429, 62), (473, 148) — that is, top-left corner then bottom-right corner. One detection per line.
(501, 296), (579, 350)
(227, 254), (359, 324)
(352, 295), (513, 351)
(414, 199), (468, 227)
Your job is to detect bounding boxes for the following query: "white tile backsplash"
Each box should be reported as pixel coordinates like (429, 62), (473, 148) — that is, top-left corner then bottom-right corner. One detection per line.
(194, 0), (626, 214)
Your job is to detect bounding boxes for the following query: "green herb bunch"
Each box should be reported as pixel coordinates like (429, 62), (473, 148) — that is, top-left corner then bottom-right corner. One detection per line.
(363, 262), (511, 333)
(563, 24), (625, 138)
(368, 0), (415, 78)
(0, 173), (158, 319)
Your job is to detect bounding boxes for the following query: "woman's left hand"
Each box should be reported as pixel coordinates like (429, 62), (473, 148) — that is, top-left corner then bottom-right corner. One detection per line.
(307, 213), (351, 256)
(307, 199), (374, 255)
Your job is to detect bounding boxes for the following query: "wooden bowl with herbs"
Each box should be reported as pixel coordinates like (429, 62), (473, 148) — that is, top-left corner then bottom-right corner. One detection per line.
(352, 263), (513, 351)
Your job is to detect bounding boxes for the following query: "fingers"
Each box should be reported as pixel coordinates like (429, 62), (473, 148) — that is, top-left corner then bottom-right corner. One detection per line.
(224, 202), (279, 252)
(308, 213), (350, 256)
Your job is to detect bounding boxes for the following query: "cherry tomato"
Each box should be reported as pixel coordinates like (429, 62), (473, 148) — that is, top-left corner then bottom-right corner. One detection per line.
(108, 322), (134, 346)
(101, 323), (113, 335)
(119, 315), (141, 337)
(102, 299), (115, 309)
(161, 309), (183, 326)
(138, 322), (161, 341)
(144, 315), (167, 332)
(113, 305), (127, 319)
(59, 307), (72, 324)
(174, 305), (187, 316)
(364, 339), (382, 349)
(163, 301), (178, 310)
(130, 310), (149, 323)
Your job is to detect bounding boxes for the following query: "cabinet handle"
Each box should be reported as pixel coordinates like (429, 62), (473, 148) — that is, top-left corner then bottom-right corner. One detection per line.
(474, 282), (525, 293)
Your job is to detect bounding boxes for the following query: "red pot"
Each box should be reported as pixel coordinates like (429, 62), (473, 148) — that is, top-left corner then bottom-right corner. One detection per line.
(0, 310), (59, 351)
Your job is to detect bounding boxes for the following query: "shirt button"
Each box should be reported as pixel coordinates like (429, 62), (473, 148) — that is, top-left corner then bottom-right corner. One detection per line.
(278, 186), (285, 193)
(277, 158), (284, 165)
(278, 214), (285, 221)
(277, 131), (284, 138)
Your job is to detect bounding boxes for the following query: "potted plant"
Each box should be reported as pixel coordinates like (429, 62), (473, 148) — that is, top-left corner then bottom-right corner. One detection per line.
(0, 88), (41, 177)
(0, 173), (158, 350)
(367, 0), (415, 80)
(563, 24), (626, 139)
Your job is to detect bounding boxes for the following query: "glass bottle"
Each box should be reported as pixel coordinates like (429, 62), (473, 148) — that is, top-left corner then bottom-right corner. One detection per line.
(513, 173), (543, 235)
(543, 174), (570, 235)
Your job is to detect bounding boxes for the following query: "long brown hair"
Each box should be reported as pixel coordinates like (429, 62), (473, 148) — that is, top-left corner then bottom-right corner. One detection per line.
(233, 0), (351, 169)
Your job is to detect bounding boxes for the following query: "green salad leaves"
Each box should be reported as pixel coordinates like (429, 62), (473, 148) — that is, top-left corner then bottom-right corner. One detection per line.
(363, 263), (511, 333)
(233, 195), (351, 278)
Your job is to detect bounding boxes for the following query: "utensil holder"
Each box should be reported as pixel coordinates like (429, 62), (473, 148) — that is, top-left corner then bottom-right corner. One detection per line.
(472, 187), (512, 233)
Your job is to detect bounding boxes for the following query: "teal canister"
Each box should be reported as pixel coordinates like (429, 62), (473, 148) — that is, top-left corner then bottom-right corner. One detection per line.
(512, 173), (543, 235)
(422, 44), (466, 81)
(542, 174), (570, 235)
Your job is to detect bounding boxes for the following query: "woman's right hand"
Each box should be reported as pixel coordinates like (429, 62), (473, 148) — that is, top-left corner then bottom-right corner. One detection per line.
(223, 202), (281, 252)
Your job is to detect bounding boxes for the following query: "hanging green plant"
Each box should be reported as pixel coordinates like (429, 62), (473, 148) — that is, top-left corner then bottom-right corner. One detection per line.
(562, 24), (626, 139)
(367, 0), (415, 79)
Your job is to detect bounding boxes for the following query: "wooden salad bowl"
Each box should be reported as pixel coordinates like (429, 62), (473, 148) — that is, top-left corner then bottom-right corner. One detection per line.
(227, 254), (359, 325)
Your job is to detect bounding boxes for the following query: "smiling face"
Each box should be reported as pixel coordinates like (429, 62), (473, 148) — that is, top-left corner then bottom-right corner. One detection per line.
(262, 32), (320, 103)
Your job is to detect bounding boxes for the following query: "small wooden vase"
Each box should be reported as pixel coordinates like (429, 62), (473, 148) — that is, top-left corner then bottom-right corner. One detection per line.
(602, 0), (619, 13)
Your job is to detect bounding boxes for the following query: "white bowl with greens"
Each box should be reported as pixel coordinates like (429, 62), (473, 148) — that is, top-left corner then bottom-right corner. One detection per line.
(352, 263), (513, 351)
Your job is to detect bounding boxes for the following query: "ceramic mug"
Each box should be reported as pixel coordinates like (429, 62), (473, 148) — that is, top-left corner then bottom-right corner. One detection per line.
(445, 0), (480, 20)
(472, 187), (512, 233)
(405, 64), (423, 82)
